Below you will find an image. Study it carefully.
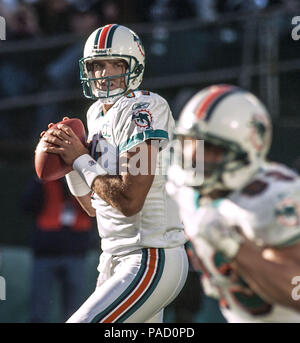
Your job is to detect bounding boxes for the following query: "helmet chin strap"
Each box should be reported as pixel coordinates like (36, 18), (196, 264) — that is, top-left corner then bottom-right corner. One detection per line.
(95, 88), (125, 104)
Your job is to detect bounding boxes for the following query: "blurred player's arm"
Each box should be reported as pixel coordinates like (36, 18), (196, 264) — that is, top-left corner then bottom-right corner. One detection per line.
(187, 205), (300, 311)
(232, 240), (300, 311)
(91, 140), (158, 217)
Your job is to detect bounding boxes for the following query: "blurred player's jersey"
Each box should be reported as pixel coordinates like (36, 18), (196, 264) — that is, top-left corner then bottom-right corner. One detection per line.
(167, 162), (300, 322)
(86, 90), (186, 255)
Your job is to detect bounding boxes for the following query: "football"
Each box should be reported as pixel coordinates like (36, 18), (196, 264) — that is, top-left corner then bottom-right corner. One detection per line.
(35, 118), (86, 182)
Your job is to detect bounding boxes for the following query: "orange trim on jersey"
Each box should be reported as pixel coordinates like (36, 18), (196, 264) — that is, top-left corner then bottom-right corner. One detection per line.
(101, 248), (158, 323)
(195, 85), (234, 119)
(98, 24), (114, 49)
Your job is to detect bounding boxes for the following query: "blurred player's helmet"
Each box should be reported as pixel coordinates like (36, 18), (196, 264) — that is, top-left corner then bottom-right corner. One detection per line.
(79, 24), (145, 103)
(170, 84), (272, 193)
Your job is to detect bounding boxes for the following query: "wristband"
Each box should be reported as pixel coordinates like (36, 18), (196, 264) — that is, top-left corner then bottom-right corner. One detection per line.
(65, 170), (91, 197)
(73, 154), (108, 188)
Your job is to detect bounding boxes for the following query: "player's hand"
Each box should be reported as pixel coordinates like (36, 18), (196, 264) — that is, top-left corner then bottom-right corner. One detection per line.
(186, 206), (244, 261)
(43, 123), (88, 166)
(39, 117), (70, 138)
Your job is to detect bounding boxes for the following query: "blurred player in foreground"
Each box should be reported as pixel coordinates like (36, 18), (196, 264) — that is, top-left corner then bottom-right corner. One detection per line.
(41, 24), (188, 323)
(167, 84), (300, 322)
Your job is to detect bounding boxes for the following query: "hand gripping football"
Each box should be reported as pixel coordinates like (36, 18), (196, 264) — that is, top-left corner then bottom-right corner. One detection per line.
(35, 118), (86, 182)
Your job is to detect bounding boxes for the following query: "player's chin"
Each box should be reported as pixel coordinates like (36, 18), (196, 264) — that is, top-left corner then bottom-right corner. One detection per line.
(99, 87), (117, 92)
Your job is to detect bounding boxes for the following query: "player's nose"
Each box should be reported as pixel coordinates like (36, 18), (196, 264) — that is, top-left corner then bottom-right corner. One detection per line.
(101, 65), (114, 77)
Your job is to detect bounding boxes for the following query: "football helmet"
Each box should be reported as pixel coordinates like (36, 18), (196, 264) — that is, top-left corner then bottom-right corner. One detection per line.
(79, 24), (145, 103)
(170, 84), (272, 193)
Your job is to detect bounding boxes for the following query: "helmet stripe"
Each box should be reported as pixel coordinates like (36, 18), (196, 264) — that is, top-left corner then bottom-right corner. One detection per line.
(94, 28), (103, 49)
(98, 24), (115, 49)
(106, 24), (118, 48)
(205, 88), (245, 122)
(195, 85), (235, 120)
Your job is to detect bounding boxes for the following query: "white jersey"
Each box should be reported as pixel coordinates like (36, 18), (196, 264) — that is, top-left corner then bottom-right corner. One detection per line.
(86, 90), (186, 255)
(168, 162), (300, 322)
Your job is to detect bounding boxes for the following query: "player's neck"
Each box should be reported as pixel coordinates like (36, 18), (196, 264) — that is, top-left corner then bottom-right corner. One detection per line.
(101, 90), (131, 114)
(207, 189), (231, 200)
(102, 103), (114, 114)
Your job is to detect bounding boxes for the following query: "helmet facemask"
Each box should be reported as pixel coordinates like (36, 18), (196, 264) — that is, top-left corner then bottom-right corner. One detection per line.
(173, 130), (249, 194)
(79, 55), (144, 103)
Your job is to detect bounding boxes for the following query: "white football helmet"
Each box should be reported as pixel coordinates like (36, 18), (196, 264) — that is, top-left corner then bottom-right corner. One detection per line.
(170, 84), (272, 193)
(79, 24), (145, 103)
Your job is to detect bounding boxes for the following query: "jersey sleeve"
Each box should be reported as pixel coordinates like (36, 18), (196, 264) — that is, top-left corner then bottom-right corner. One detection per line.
(239, 164), (300, 248)
(114, 92), (174, 154)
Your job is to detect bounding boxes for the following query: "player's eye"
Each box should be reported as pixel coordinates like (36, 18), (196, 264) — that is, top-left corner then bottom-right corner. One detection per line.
(87, 62), (102, 71)
(114, 62), (123, 69)
(93, 62), (103, 69)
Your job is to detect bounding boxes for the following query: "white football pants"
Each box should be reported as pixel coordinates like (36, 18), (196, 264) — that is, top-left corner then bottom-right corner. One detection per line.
(66, 245), (188, 323)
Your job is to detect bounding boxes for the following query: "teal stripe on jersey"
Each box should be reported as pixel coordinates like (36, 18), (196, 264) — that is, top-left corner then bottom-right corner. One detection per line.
(118, 129), (169, 153)
(116, 249), (165, 322)
(90, 249), (148, 323)
(193, 190), (201, 209)
(94, 28), (102, 48)
(106, 24), (118, 48)
(212, 198), (225, 208)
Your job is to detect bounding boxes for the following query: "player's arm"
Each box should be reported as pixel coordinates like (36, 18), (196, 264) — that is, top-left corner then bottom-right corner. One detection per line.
(186, 204), (300, 311)
(75, 193), (96, 217)
(64, 170), (96, 217)
(42, 122), (96, 217)
(91, 140), (157, 217)
(40, 119), (96, 217)
(44, 123), (158, 216)
(231, 240), (300, 311)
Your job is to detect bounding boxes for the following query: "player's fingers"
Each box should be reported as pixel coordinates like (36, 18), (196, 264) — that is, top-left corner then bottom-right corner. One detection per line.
(57, 123), (74, 137)
(45, 129), (63, 141)
(44, 134), (68, 146)
(48, 128), (70, 142)
(48, 122), (55, 129)
(42, 145), (64, 154)
(36, 140), (54, 154)
(63, 116), (70, 121)
(40, 130), (46, 138)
